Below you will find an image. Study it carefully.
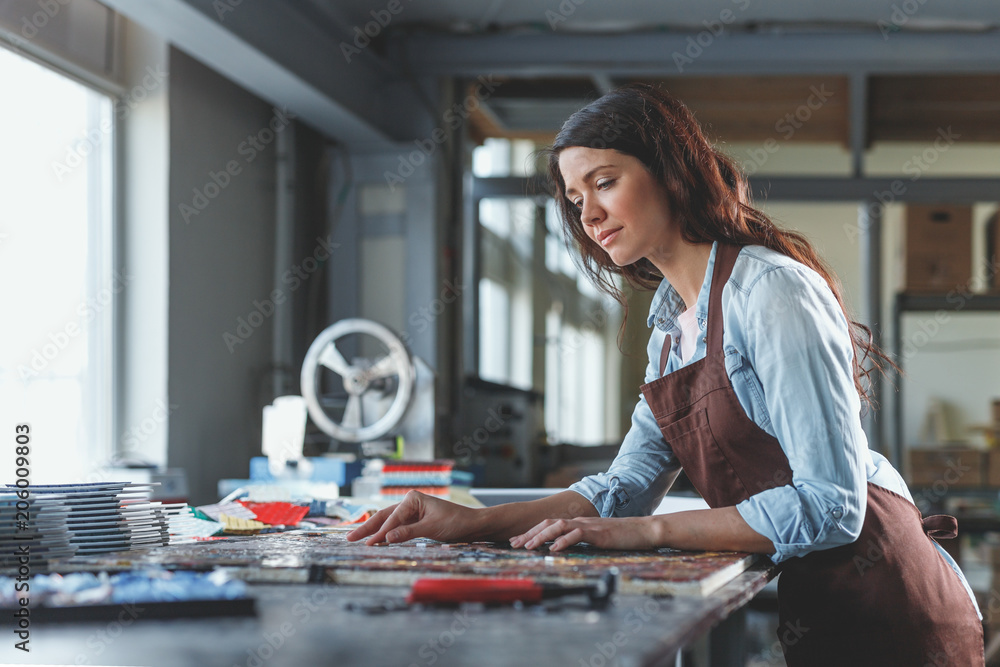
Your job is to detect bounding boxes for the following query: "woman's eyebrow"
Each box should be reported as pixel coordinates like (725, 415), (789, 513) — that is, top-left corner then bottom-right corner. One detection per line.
(564, 164), (615, 195)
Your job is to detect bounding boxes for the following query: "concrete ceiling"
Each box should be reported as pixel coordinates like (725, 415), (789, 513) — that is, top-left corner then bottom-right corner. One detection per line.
(312, 0), (999, 33)
(103, 0), (1000, 148)
(296, 0), (998, 147)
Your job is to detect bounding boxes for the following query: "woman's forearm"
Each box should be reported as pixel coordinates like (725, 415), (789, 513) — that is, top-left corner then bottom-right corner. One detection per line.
(651, 506), (775, 554)
(469, 490), (600, 541)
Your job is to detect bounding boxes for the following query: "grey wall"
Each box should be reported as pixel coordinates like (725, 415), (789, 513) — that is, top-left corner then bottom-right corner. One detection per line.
(167, 48), (278, 504)
(161, 46), (455, 499)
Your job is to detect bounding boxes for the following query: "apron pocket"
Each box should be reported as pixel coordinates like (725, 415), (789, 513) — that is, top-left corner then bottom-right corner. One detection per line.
(658, 406), (711, 440)
(656, 408), (750, 504)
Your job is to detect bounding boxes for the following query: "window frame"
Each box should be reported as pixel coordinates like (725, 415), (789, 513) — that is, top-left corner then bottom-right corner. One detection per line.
(0, 30), (124, 477)
(466, 140), (622, 445)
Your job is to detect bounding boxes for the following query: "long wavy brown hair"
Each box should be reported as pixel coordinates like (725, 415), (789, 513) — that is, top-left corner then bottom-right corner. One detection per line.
(544, 83), (892, 409)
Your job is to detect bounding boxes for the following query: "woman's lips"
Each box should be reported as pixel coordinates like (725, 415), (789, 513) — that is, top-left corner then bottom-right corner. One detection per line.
(599, 228), (622, 247)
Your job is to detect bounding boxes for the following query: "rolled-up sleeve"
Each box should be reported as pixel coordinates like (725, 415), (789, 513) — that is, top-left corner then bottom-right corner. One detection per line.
(570, 329), (681, 517)
(734, 266), (868, 563)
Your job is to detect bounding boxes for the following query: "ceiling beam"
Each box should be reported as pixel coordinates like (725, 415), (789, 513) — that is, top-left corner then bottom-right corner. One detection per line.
(101, 0), (431, 147)
(392, 30), (1000, 77)
(849, 73), (868, 177)
(747, 176), (1000, 204)
(472, 176), (1000, 204)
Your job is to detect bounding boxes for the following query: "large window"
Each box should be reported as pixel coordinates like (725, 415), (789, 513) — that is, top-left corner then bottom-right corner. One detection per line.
(473, 138), (621, 445)
(0, 46), (115, 482)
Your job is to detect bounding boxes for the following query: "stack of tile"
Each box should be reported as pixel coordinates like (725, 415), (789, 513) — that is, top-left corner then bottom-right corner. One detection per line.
(0, 492), (74, 567)
(0, 482), (196, 567)
(379, 460), (454, 501)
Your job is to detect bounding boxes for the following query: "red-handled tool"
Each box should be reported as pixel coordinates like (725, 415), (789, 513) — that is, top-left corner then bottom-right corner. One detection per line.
(406, 571), (616, 608)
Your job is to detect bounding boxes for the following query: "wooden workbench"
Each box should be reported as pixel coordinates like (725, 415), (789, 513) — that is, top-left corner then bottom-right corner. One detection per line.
(3, 557), (776, 666)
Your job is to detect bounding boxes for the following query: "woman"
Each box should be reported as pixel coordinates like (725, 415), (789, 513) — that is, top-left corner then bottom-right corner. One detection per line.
(348, 84), (984, 665)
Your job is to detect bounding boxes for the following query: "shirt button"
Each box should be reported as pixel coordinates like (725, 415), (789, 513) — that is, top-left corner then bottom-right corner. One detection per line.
(657, 317), (665, 325)
(831, 507), (844, 520)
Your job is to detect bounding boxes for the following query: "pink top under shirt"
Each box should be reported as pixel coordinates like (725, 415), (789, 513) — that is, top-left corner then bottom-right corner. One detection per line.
(676, 305), (700, 365)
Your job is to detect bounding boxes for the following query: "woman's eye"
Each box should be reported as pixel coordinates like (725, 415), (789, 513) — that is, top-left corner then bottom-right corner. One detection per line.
(596, 179), (614, 190)
(572, 199), (583, 209)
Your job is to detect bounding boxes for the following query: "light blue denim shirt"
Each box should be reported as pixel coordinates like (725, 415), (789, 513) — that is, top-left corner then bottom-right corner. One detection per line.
(570, 242), (979, 615)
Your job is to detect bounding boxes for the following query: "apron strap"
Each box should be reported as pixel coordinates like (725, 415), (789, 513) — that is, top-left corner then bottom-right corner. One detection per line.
(659, 336), (673, 377)
(705, 244), (741, 355)
(656, 243), (742, 378)
(921, 514), (958, 540)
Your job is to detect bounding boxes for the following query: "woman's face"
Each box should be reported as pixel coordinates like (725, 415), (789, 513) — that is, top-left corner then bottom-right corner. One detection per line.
(559, 147), (677, 268)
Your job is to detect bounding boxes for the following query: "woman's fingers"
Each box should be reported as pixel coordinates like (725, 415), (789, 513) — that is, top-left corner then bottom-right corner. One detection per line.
(345, 504), (397, 542)
(365, 507), (407, 545)
(513, 519), (601, 550)
(509, 519), (555, 548)
(550, 527), (586, 552)
(347, 493), (476, 546)
(383, 523), (419, 544)
(524, 520), (568, 549)
(520, 519), (575, 550)
(346, 492), (441, 546)
(511, 517), (653, 552)
(364, 494), (423, 545)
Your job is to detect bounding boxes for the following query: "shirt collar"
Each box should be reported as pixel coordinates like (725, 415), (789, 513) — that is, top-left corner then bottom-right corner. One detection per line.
(646, 241), (718, 331)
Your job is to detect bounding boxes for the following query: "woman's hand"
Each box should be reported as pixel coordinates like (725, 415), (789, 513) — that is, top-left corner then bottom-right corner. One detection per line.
(509, 516), (658, 552)
(346, 490), (477, 546)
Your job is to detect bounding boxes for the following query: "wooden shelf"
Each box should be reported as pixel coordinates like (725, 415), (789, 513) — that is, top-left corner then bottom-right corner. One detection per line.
(895, 293), (1000, 312)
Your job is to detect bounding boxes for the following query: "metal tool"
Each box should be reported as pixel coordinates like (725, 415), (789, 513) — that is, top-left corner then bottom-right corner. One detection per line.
(405, 570), (616, 609)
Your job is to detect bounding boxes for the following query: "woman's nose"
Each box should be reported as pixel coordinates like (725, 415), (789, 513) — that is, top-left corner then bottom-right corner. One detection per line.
(581, 199), (604, 225)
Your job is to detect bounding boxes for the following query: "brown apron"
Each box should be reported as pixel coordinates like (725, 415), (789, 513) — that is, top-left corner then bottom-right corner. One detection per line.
(640, 244), (984, 666)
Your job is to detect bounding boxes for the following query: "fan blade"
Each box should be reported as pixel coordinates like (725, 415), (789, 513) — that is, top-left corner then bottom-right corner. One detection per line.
(343, 395), (363, 429)
(365, 354), (397, 381)
(318, 343), (351, 375)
